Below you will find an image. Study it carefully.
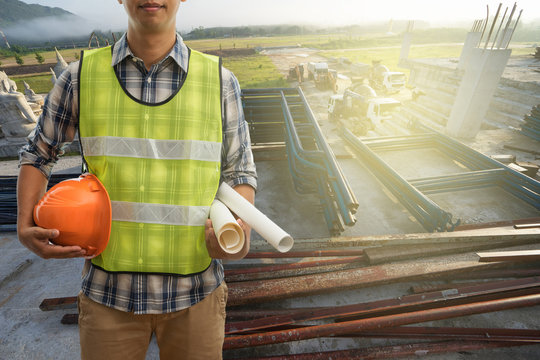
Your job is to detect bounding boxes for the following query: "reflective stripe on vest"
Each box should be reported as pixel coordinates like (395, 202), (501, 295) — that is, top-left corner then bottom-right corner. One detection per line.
(79, 46), (222, 275)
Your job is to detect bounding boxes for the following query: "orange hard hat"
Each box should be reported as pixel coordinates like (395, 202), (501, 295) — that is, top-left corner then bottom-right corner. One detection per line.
(33, 173), (112, 257)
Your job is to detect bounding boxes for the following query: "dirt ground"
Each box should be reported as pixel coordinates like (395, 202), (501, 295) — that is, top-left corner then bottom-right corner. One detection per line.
(263, 47), (540, 171)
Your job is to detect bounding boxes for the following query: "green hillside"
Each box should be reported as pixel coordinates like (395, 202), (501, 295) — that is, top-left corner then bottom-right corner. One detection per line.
(0, 0), (73, 27)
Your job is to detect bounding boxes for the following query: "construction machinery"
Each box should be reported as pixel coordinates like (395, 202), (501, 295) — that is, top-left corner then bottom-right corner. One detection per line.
(369, 60), (407, 94)
(307, 62), (338, 92)
(287, 63), (304, 83)
(328, 84), (401, 135)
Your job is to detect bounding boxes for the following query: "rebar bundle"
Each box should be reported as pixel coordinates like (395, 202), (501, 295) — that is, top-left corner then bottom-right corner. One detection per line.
(521, 104), (540, 141)
(341, 126), (540, 232)
(0, 173), (81, 231)
(242, 88), (358, 234)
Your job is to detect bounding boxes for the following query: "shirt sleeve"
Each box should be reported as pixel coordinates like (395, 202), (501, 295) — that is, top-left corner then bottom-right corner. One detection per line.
(220, 67), (257, 190)
(18, 61), (80, 178)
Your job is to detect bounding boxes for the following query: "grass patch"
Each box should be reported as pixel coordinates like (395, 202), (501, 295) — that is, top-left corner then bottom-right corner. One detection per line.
(223, 54), (287, 89)
(11, 73), (53, 94)
(321, 44), (537, 73)
(185, 34), (338, 52)
(9, 53), (287, 93)
(0, 48), (84, 67)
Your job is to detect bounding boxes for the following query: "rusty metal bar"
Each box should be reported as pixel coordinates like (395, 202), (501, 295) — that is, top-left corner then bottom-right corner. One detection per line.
(356, 326), (540, 342)
(244, 249), (365, 258)
(484, 3), (502, 49)
(450, 267), (540, 280)
(225, 277), (540, 334)
(226, 254), (509, 306)
(223, 293), (540, 349)
(491, 6), (508, 49)
(514, 223), (540, 229)
(500, 2), (517, 49)
(454, 217), (540, 231)
(477, 250), (540, 263)
(507, 9), (523, 48)
(478, 5), (489, 47)
(39, 296), (77, 311)
(60, 313), (78, 325)
(225, 257), (364, 277)
(225, 260), (364, 282)
(240, 340), (532, 360)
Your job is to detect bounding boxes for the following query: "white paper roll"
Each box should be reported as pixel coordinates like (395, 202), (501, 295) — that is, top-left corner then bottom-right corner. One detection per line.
(209, 199), (245, 254)
(216, 182), (294, 253)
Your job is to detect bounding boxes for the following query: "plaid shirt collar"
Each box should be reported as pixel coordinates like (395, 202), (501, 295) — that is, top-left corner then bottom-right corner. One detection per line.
(111, 33), (189, 72)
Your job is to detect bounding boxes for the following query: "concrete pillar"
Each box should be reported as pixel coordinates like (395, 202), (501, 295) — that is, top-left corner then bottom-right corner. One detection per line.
(496, 28), (514, 49)
(458, 32), (482, 70)
(399, 32), (413, 64)
(446, 48), (511, 138)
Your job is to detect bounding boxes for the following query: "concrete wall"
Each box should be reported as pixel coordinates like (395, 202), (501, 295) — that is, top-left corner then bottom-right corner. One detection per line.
(447, 48), (511, 138)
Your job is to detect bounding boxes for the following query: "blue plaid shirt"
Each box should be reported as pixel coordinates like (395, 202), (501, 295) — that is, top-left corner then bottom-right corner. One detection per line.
(20, 33), (257, 314)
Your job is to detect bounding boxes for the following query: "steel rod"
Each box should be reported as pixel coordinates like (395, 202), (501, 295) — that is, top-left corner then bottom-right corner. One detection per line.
(507, 9), (523, 48)
(500, 2), (517, 49)
(223, 293), (540, 349)
(492, 7), (508, 49)
(484, 3), (502, 49)
(478, 5), (490, 47)
(240, 340), (531, 360)
(225, 277), (540, 334)
(244, 249), (365, 258)
(224, 256), (364, 276)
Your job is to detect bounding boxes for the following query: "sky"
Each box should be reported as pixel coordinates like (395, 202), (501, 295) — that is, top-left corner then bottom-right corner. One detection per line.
(15, 0), (540, 34)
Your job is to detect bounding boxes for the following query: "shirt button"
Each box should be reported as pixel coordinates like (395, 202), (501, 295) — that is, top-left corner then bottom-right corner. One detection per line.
(138, 258), (143, 264)
(147, 78), (151, 83)
(140, 185), (145, 192)
(139, 223), (144, 229)
(144, 114), (149, 120)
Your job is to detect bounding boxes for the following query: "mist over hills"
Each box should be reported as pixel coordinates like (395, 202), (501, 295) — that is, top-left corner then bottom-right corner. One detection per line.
(0, 0), (538, 48)
(0, 0), (90, 45)
(0, 0), (73, 27)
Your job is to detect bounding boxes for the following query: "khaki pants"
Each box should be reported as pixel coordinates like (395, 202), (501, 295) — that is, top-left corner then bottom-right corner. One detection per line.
(78, 282), (227, 360)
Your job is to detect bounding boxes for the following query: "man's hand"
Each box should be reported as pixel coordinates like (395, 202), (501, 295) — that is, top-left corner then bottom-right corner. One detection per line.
(17, 225), (87, 259)
(205, 218), (250, 260)
(205, 183), (254, 260)
(17, 165), (87, 259)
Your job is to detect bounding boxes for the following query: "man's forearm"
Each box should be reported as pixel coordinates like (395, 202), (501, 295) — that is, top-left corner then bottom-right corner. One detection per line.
(17, 165), (87, 259)
(232, 183), (255, 205)
(17, 165), (48, 230)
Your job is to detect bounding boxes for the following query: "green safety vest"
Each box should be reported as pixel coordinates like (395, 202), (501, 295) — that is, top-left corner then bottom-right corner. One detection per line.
(79, 46), (222, 275)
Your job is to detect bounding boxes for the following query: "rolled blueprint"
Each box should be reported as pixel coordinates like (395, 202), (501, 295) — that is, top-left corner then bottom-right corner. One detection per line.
(209, 199), (245, 254)
(216, 182), (294, 253)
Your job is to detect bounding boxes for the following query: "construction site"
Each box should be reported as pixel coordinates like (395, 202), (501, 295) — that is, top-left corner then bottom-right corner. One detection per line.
(1, 2), (540, 359)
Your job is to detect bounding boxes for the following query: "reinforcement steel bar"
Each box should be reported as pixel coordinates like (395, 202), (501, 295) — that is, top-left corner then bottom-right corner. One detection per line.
(484, 3), (502, 49)
(226, 252), (517, 306)
(223, 293), (540, 349)
(342, 126), (540, 232)
(244, 249), (365, 258)
(297, 87), (359, 215)
(280, 91), (356, 231)
(240, 340), (531, 360)
(225, 262), (362, 283)
(358, 326), (540, 342)
(342, 128), (457, 232)
(225, 277), (540, 334)
(478, 5), (489, 47)
(235, 88), (359, 234)
(492, 6), (508, 49)
(224, 256), (364, 276)
(0, 173), (82, 227)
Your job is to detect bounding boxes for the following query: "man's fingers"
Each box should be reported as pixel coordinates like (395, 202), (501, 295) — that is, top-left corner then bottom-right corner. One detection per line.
(26, 228), (85, 259)
(34, 227), (59, 240)
(41, 243), (86, 259)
